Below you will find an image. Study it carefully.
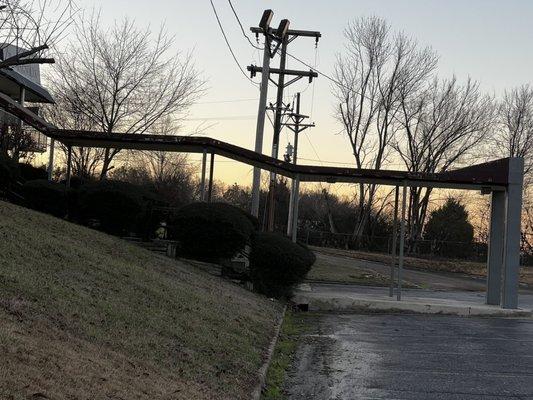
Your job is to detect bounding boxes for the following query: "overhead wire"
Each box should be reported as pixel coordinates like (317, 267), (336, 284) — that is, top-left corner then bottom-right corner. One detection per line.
(227, 0), (263, 50)
(209, 0), (259, 87)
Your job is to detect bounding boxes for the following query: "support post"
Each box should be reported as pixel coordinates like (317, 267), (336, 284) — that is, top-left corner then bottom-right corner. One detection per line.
(266, 32), (289, 231)
(47, 138), (55, 181)
(486, 190), (505, 305)
(389, 185), (399, 297)
(207, 153), (215, 203)
(397, 181), (408, 301)
(65, 145), (72, 189)
(251, 40), (271, 217)
(501, 158), (524, 309)
(200, 148), (207, 201)
(291, 174), (300, 243)
(287, 93), (301, 236)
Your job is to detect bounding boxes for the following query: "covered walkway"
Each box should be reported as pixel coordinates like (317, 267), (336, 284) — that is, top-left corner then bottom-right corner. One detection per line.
(0, 91), (525, 309)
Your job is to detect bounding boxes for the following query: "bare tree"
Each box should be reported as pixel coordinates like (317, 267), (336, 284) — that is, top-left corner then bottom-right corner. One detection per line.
(333, 16), (437, 240)
(42, 87), (104, 179)
(495, 84), (533, 181)
(48, 13), (204, 179)
(494, 85), (533, 254)
(394, 77), (494, 244)
(0, 0), (74, 68)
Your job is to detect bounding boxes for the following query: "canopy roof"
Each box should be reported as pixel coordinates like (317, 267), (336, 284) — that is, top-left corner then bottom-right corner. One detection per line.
(0, 91), (512, 191)
(0, 68), (54, 104)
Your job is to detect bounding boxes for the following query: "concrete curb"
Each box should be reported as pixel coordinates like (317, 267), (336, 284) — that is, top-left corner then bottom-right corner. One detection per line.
(251, 304), (287, 400)
(293, 293), (532, 317)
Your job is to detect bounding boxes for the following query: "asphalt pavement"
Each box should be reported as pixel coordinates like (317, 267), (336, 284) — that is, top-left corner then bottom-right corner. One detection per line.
(284, 313), (533, 399)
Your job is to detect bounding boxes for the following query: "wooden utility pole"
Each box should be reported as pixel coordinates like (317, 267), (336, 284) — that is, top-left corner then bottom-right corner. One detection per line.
(284, 92), (314, 239)
(248, 17), (320, 231)
(251, 10), (273, 217)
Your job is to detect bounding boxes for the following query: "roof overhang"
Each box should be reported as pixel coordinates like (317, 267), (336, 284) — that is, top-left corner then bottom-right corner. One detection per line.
(0, 67), (54, 103)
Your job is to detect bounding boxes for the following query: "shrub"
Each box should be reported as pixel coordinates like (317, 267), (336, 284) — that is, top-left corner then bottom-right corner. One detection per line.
(249, 232), (316, 299)
(0, 153), (19, 191)
(76, 180), (153, 236)
(22, 179), (67, 217)
(168, 202), (255, 261)
(424, 197), (474, 259)
(18, 163), (47, 181)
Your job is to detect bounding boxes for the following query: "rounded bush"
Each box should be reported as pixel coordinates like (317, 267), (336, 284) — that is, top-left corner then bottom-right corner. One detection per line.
(76, 180), (149, 236)
(249, 232), (316, 299)
(22, 179), (67, 217)
(168, 202), (255, 261)
(18, 163), (47, 181)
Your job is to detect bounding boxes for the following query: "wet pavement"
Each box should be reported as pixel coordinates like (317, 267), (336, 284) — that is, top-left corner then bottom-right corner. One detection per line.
(285, 313), (533, 399)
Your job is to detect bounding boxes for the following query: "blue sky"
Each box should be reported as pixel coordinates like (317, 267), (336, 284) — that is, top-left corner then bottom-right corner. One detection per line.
(72, 0), (533, 185)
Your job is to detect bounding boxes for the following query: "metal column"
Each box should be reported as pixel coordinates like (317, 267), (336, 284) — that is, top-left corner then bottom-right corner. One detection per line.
(199, 148), (207, 201)
(389, 185), (399, 297)
(501, 158), (524, 309)
(65, 145), (72, 188)
(47, 138), (55, 181)
(207, 153), (215, 203)
(486, 190), (505, 305)
(290, 174), (300, 243)
(397, 181), (408, 301)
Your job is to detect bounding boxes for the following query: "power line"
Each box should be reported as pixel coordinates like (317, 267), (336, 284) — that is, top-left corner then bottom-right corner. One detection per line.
(196, 98), (258, 104)
(227, 0), (262, 50)
(209, 0), (259, 87)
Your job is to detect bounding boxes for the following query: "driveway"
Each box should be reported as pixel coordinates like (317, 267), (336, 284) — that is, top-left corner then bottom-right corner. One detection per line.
(285, 313), (533, 399)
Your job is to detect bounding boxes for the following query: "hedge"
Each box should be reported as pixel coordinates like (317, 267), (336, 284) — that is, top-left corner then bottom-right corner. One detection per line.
(18, 163), (47, 181)
(22, 179), (67, 218)
(249, 232), (316, 299)
(75, 180), (156, 236)
(168, 202), (255, 261)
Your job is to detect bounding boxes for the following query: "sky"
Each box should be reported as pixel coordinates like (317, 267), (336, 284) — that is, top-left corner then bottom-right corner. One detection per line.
(50, 0), (533, 191)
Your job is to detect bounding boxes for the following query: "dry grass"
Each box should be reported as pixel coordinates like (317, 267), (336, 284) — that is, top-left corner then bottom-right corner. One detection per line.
(0, 201), (282, 400)
(307, 253), (390, 286)
(311, 246), (533, 286)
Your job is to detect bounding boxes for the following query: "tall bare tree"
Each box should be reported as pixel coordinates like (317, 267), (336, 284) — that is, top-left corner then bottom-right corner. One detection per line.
(496, 84), (533, 181)
(394, 77), (494, 244)
(48, 13), (204, 179)
(333, 16), (437, 240)
(495, 85), (533, 253)
(0, 0), (74, 69)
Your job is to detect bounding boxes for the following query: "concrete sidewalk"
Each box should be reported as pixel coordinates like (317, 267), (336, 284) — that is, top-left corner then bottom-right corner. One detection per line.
(293, 284), (533, 317)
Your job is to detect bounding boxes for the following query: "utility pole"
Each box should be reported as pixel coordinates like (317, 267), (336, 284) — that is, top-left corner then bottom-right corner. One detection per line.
(284, 92), (314, 239)
(250, 10), (273, 217)
(248, 16), (320, 231)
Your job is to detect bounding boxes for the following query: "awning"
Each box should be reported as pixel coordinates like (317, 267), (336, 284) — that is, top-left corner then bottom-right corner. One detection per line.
(0, 67), (54, 103)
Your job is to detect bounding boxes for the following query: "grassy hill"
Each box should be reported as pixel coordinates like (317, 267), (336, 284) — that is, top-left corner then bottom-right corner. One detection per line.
(0, 200), (282, 399)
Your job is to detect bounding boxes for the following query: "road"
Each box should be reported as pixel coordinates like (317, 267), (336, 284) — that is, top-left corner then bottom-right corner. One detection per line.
(285, 313), (533, 399)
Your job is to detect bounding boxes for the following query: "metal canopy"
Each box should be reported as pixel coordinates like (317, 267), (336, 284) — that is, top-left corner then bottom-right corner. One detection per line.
(0, 91), (511, 191)
(0, 89), (525, 310)
(0, 68), (54, 103)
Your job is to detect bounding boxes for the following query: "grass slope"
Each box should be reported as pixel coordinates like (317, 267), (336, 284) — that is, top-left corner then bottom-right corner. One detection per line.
(0, 201), (282, 399)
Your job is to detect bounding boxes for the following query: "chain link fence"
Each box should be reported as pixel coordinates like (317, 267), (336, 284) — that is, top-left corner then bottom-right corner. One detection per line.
(298, 229), (533, 266)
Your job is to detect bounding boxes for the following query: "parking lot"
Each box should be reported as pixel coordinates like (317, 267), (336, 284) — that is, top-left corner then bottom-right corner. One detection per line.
(285, 313), (533, 399)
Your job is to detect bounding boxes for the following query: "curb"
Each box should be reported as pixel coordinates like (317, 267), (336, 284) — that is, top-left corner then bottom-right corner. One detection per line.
(251, 304), (287, 400)
(293, 293), (532, 318)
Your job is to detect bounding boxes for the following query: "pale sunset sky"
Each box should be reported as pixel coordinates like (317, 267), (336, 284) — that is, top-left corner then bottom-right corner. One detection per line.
(41, 0), (533, 193)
